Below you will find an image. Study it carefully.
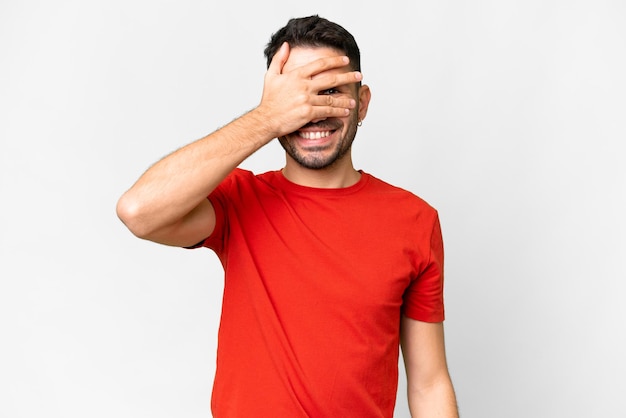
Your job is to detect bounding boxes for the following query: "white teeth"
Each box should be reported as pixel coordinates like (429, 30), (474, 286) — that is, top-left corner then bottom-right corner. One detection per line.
(299, 131), (332, 140)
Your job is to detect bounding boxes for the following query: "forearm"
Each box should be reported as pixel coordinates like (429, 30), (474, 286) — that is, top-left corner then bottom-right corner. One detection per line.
(401, 319), (458, 418)
(116, 108), (274, 238)
(408, 376), (459, 418)
(117, 44), (360, 241)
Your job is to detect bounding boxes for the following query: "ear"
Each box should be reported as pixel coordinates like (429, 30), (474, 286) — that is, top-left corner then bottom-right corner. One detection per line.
(357, 84), (372, 122)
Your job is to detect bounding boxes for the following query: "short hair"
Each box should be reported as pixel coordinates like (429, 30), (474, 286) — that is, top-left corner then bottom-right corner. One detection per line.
(264, 15), (361, 72)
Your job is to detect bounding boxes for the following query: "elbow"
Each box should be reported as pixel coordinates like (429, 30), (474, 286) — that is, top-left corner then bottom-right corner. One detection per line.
(116, 193), (153, 239)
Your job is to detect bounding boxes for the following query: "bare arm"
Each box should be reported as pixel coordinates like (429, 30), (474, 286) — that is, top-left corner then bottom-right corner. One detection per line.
(116, 43), (361, 247)
(401, 316), (459, 418)
(116, 110), (273, 247)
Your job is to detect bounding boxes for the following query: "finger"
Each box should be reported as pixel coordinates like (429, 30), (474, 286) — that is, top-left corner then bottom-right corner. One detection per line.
(310, 71), (363, 90)
(311, 95), (356, 109)
(268, 42), (290, 75)
(309, 106), (352, 120)
(297, 55), (352, 78)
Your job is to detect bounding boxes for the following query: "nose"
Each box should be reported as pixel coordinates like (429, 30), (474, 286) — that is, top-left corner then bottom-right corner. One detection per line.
(310, 117), (327, 124)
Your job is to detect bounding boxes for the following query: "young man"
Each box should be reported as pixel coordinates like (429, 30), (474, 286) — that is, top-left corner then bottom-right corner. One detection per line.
(117, 15), (458, 418)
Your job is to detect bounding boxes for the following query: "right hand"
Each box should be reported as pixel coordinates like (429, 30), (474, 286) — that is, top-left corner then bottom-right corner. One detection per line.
(256, 42), (362, 138)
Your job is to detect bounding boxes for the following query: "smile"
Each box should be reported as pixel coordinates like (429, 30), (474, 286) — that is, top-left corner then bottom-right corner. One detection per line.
(298, 130), (334, 140)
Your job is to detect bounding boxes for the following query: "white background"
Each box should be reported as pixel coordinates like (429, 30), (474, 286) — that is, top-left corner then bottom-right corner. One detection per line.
(1, 1), (625, 417)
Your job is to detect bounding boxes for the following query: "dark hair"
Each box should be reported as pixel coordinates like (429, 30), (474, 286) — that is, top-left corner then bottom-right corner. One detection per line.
(264, 15), (361, 72)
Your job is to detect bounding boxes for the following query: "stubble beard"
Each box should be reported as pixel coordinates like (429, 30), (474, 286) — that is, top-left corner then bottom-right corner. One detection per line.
(278, 111), (359, 170)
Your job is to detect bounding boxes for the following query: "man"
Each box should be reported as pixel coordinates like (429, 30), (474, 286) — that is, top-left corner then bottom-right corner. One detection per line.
(117, 15), (458, 418)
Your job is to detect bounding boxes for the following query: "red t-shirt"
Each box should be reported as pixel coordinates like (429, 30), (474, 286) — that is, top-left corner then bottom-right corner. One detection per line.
(198, 169), (445, 418)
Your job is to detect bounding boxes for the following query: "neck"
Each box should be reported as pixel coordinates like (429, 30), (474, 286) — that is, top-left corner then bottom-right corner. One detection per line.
(281, 155), (361, 188)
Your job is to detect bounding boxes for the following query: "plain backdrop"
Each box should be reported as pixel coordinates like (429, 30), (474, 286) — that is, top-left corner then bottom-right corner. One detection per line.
(1, 1), (625, 417)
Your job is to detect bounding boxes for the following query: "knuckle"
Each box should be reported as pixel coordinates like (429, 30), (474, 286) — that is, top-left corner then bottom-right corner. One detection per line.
(295, 92), (308, 105)
(297, 104), (312, 119)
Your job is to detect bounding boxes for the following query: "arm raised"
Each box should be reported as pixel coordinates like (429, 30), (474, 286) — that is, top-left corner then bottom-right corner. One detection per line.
(115, 110), (272, 247)
(116, 42), (361, 247)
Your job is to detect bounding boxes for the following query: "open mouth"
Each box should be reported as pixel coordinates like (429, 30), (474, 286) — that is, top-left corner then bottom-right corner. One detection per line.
(297, 130), (334, 140)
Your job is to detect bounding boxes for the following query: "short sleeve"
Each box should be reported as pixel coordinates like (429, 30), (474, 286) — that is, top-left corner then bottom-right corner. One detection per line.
(184, 169), (252, 254)
(401, 213), (445, 322)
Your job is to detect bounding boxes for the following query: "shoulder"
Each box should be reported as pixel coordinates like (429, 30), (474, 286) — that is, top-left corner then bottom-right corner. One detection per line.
(363, 172), (438, 214)
(217, 168), (281, 191)
(223, 167), (257, 183)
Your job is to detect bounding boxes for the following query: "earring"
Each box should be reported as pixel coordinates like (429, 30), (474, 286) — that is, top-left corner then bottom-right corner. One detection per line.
(357, 120), (363, 127)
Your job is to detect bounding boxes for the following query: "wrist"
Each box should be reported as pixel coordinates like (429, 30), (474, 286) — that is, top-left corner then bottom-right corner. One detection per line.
(247, 105), (283, 141)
